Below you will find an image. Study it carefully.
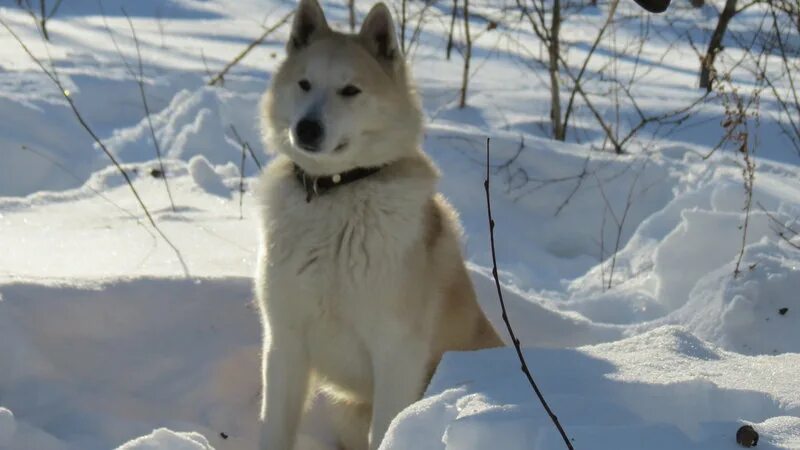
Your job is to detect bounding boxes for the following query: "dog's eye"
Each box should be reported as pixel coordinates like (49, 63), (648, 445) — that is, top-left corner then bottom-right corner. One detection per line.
(339, 85), (361, 97)
(298, 79), (311, 92)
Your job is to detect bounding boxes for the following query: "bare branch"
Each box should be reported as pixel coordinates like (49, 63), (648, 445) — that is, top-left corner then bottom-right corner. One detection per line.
(562, 0), (620, 138)
(485, 138), (574, 450)
(19, 145), (155, 239)
(228, 124), (263, 170)
(554, 154), (591, 216)
(758, 202), (800, 250)
(208, 10), (294, 86)
(100, 5), (177, 212)
(238, 132), (247, 220)
(227, 124), (262, 220)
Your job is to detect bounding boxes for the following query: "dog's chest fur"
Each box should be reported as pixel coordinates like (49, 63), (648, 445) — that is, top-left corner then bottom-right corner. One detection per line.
(257, 157), (436, 391)
(263, 161), (428, 291)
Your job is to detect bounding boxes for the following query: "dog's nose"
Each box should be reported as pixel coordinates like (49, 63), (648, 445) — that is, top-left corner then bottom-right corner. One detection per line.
(295, 118), (324, 151)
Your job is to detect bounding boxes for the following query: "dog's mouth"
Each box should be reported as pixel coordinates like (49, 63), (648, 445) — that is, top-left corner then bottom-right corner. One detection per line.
(298, 142), (321, 153)
(333, 140), (349, 152)
(287, 131), (348, 154)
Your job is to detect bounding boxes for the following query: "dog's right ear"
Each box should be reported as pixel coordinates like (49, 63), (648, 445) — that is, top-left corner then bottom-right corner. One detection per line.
(288, 0), (330, 52)
(359, 3), (401, 72)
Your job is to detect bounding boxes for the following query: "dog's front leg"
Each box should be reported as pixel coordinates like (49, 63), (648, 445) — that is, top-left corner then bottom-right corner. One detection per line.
(368, 344), (429, 449)
(259, 335), (310, 450)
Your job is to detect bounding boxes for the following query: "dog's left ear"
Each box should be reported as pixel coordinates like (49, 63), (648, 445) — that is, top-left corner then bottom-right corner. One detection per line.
(359, 3), (401, 68)
(288, 0), (330, 52)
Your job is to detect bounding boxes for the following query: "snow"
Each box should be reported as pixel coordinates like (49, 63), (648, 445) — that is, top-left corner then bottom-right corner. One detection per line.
(188, 155), (233, 198)
(1, 0), (799, 449)
(383, 327), (800, 450)
(114, 429), (214, 450)
(0, 408), (16, 447)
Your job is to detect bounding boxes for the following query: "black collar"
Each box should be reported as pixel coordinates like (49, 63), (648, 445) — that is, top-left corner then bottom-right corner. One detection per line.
(294, 164), (383, 202)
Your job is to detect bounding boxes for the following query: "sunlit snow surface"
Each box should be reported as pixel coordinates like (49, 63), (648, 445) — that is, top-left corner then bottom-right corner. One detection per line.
(1, 0), (799, 449)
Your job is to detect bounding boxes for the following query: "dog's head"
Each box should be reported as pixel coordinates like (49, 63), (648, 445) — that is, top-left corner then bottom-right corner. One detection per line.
(262, 0), (423, 176)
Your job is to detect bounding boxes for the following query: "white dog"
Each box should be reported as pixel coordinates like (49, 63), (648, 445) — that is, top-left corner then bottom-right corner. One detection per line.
(255, 1), (502, 448)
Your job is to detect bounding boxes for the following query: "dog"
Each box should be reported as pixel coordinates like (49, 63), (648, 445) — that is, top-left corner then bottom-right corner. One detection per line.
(254, 1), (502, 448)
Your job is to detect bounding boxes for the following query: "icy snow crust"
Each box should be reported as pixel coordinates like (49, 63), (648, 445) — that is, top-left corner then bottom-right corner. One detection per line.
(1, 1), (799, 449)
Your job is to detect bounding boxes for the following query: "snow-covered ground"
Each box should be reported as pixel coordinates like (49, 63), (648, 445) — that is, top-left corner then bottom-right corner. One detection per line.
(1, 1), (799, 449)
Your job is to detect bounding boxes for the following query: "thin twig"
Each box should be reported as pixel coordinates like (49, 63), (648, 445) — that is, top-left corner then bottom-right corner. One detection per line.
(47, 0), (63, 19)
(599, 201), (608, 286)
(554, 154), (591, 216)
(596, 160), (646, 289)
(228, 124), (263, 170)
(123, 9), (176, 212)
(758, 202), (800, 250)
(208, 10), (294, 86)
(238, 131), (247, 220)
(558, 48), (709, 154)
(19, 145), (155, 239)
(405, 0), (439, 60)
(484, 138), (574, 450)
(563, 0), (619, 140)
(558, 63), (621, 151)
(101, 5), (177, 212)
(201, 49), (215, 83)
(766, 4), (800, 153)
(154, 3), (166, 48)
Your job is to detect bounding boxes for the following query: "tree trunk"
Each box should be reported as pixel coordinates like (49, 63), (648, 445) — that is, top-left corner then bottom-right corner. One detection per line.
(347, 0), (355, 32)
(459, 0), (471, 108)
(550, 0), (564, 140)
(400, 0), (407, 54)
(446, 0), (459, 60)
(700, 0), (737, 91)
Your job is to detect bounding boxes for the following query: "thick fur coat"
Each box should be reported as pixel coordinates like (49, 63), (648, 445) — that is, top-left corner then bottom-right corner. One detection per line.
(255, 1), (502, 449)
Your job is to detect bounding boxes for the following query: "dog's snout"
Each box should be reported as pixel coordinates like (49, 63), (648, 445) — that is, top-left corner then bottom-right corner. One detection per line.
(295, 118), (324, 150)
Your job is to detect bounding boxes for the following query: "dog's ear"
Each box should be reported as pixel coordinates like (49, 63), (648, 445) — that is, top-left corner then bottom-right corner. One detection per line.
(288, 0), (330, 52)
(359, 3), (400, 66)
